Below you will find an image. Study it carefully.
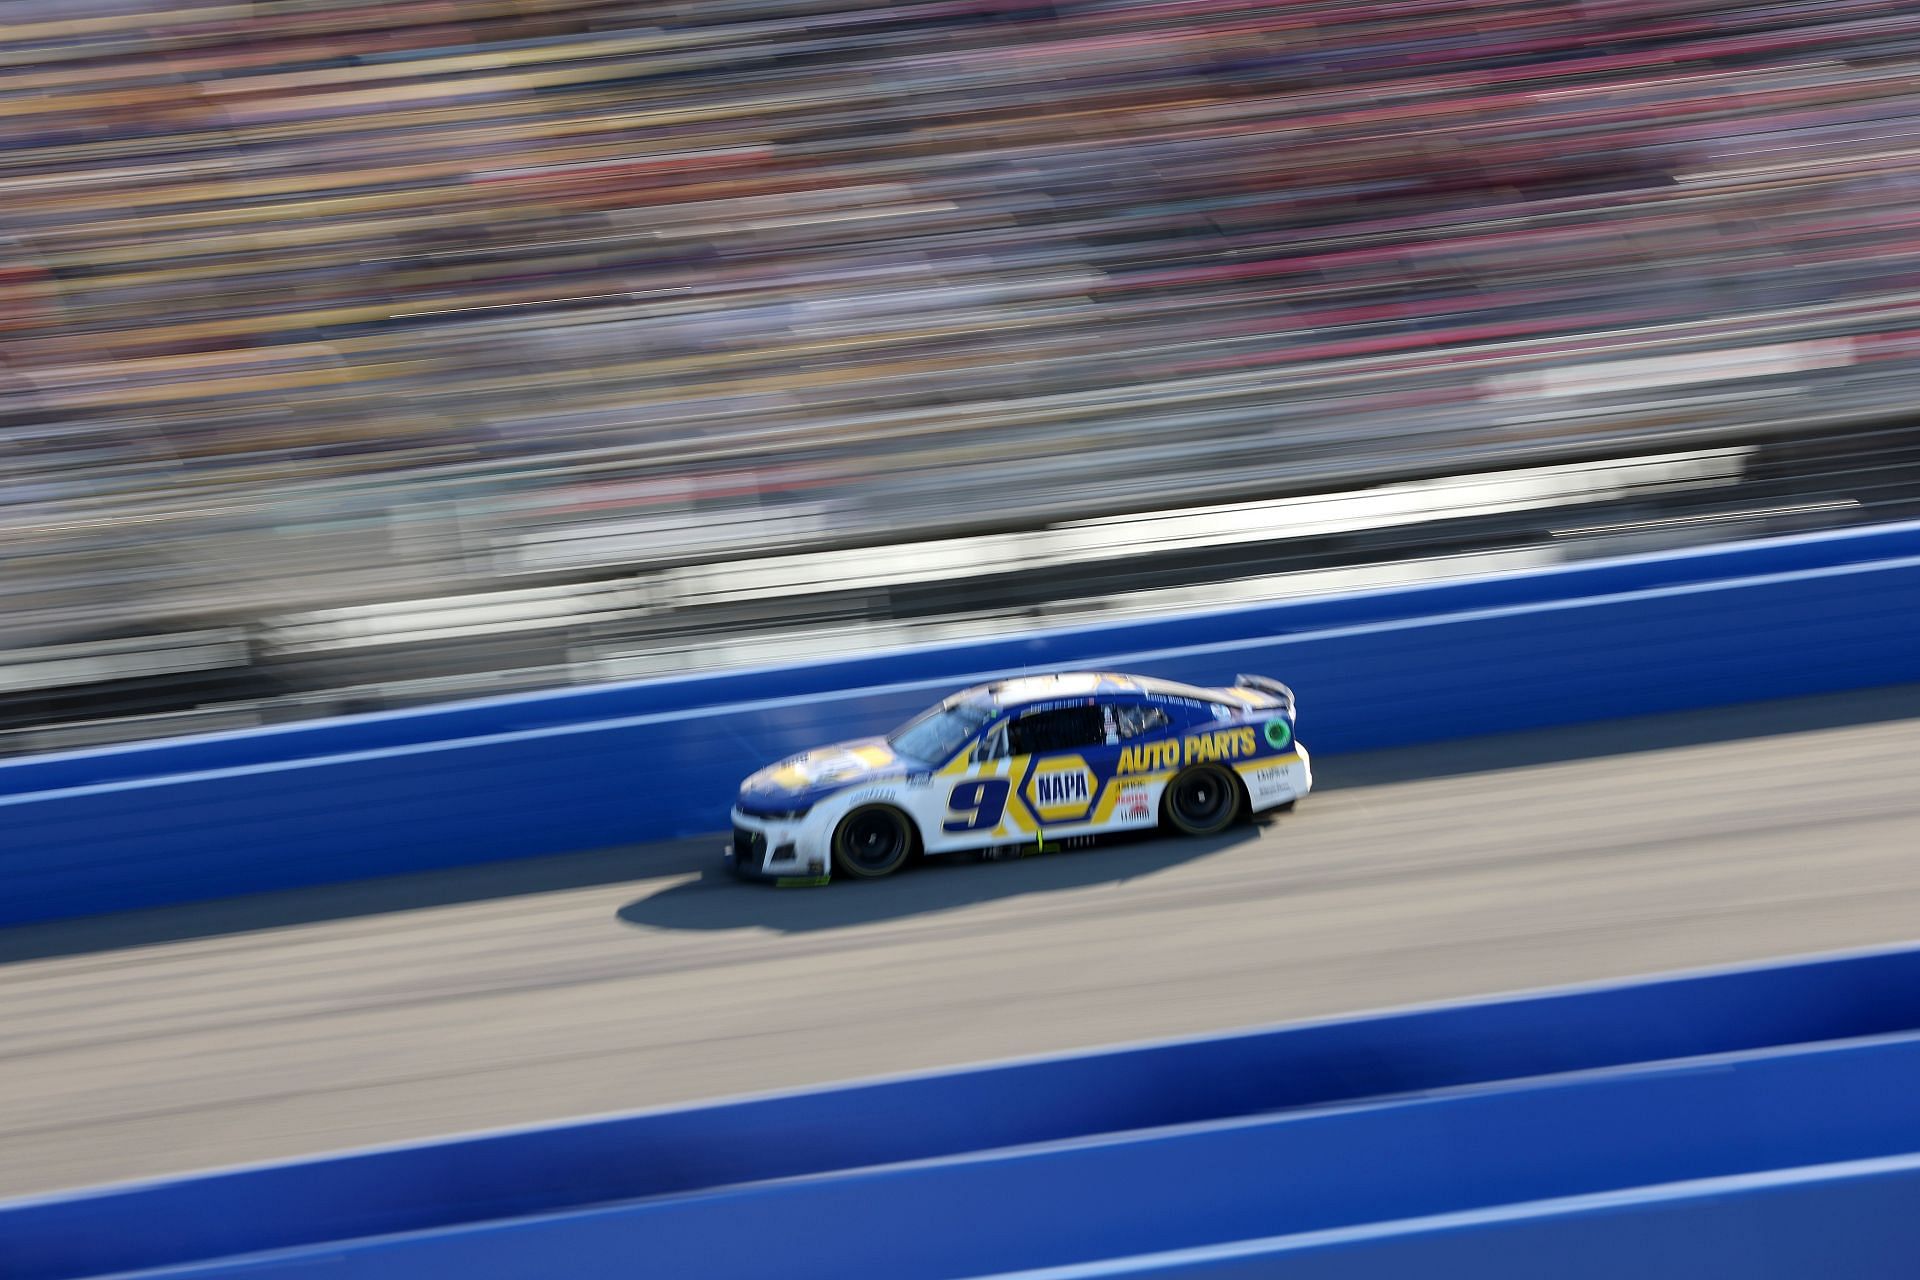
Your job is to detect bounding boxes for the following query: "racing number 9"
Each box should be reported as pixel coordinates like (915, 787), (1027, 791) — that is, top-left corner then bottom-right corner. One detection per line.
(943, 779), (1010, 833)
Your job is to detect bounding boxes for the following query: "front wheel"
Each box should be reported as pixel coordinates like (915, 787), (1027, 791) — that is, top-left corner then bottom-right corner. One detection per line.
(831, 805), (915, 879)
(1162, 765), (1242, 836)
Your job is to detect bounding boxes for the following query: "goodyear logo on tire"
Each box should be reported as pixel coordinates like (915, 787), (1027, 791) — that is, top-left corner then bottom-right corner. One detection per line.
(1026, 756), (1097, 823)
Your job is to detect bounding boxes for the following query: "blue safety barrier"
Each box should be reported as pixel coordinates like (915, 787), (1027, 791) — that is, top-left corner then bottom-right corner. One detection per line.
(973, 1155), (1920, 1279)
(6, 521), (1920, 925)
(8, 944), (1920, 1280)
(7, 516), (1920, 798)
(12, 946), (1920, 1279)
(37, 1034), (1920, 1280)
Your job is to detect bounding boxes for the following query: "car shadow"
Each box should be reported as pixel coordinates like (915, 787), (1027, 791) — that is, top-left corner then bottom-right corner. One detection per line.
(0, 841), (713, 966)
(616, 824), (1266, 935)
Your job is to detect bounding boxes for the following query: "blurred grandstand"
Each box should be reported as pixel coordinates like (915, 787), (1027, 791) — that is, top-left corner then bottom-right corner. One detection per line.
(7, 0), (1920, 752)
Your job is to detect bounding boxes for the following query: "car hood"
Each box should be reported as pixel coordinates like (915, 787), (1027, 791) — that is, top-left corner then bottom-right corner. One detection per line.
(739, 737), (910, 810)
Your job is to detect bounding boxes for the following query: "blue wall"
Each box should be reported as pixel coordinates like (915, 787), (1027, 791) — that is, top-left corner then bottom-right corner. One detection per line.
(6, 522), (1920, 925)
(11, 945), (1920, 1280)
(35, 1037), (1920, 1280)
(1007, 1156), (1920, 1280)
(8, 517), (1920, 796)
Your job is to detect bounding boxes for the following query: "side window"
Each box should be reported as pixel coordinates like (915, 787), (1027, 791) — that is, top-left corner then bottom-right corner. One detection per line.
(1008, 705), (1105, 755)
(1113, 704), (1169, 740)
(971, 720), (1009, 763)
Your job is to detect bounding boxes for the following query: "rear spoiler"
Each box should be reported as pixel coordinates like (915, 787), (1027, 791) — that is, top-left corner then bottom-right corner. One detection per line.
(1234, 674), (1296, 717)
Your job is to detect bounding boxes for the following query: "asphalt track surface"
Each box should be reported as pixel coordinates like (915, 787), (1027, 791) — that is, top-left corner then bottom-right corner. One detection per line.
(7, 685), (1920, 1201)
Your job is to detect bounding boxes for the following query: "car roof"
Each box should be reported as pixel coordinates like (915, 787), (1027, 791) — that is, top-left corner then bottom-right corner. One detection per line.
(956, 671), (1231, 710)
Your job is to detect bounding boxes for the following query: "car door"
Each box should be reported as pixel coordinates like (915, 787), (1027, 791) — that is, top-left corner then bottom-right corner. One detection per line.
(924, 714), (1021, 853)
(1005, 702), (1116, 837)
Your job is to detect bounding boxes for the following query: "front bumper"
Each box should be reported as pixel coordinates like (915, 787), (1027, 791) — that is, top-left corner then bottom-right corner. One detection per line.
(727, 808), (830, 884)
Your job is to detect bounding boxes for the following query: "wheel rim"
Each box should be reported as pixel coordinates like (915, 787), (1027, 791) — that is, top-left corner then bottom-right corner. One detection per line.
(1172, 772), (1231, 827)
(843, 810), (907, 869)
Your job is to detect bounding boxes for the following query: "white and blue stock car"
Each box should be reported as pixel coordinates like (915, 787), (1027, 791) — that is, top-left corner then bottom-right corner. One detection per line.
(728, 672), (1311, 884)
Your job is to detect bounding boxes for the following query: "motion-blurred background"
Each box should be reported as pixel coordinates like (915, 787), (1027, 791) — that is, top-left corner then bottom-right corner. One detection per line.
(7, 0), (1920, 754)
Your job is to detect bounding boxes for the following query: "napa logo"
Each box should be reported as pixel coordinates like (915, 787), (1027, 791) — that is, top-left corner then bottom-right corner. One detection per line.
(1035, 772), (1088, 805)
(1025, 756), (1097, 823)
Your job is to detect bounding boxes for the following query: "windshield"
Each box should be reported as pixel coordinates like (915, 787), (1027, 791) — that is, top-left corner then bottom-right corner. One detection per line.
(887, 700), (995, 763)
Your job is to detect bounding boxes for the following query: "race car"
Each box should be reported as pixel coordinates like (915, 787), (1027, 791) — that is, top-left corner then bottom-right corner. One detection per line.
(728, 671), (1310, 884)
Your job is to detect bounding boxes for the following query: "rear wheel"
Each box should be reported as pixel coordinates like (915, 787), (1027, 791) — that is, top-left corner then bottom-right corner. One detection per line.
(831, 805), (915, 879)
(1162, 765), (1242, 836)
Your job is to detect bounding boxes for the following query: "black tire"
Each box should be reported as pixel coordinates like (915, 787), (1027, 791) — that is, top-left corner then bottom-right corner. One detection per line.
(830, 805), (915, 879)
(1162, 765), (1243, 836)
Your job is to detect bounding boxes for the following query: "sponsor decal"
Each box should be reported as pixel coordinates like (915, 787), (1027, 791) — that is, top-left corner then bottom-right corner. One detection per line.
(1182, 726), (1258, 765)
(1264, 719), (1293, 750)
(1019, 698), (1097, 716)
(1035, 772), (1089, 806)
(1026, 755), (1098, 822)
(1118, 728), (1262, 773)
(1148, 695), (1222, 712)
(1117, 740), (1182, 773)
(770, 745), (889, 790)
(1241, 757), (1304, 800)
